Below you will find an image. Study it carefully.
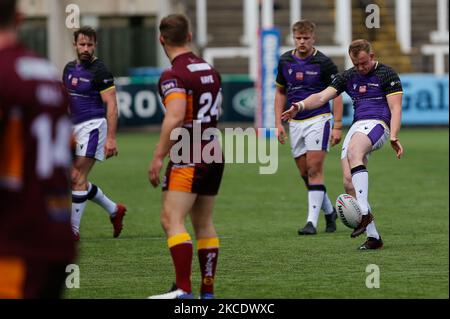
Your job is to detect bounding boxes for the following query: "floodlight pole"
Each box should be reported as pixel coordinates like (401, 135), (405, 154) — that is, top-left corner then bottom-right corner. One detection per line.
(334, 0), (352, 68)
(244, 0), (259, 80)
(431, 0), (449, 43)
(395, 0), (411, 53)
(287, 0), (301, 45)
(156, 0), (173, 69)
(196, 0), (208, 47)
(47, 0), (76, 75)
(261, 0), (274, 28)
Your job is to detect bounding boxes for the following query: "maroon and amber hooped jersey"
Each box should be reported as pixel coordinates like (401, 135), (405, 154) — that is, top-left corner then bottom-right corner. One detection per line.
(158, 52), (222, 130)
(0, 44), (75, 262)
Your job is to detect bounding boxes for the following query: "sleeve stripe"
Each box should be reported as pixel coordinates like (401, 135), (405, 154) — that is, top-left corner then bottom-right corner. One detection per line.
(386, 91), (403, 97)
(164, 92), (187, 105)
(100, 85), (116, 94)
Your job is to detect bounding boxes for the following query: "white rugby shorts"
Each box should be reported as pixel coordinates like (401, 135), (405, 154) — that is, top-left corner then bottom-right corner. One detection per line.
(341, 119), (390, 160)
(73, 118), (107, 161)
(289, 113), (332, 158)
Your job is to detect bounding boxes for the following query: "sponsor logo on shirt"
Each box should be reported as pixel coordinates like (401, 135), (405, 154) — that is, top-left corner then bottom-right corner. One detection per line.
(367, 83), (379, 87)
(305, 71), (318, 75)
(359, 85), (367, 93)
(71, 77), (78, 86)
(161, 79), (177, 95)
(296, 72), (304, 81)
(79, 77), (90, 83)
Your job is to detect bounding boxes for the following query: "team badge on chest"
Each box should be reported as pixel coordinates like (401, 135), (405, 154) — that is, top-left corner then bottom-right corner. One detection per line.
(71, 77), (79, 86)
(296, 72), (304, 81)
(359, 85), (367, 93)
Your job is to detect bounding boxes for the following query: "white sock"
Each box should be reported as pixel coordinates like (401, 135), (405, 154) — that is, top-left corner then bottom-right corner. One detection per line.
(307, 185), (325, 227)
(71, 190), (88, 234)
(366, 221), (380, 239)
(87, 183), (117, 216)
(351, 166), (370, 215)
(322, 192), (334, 215)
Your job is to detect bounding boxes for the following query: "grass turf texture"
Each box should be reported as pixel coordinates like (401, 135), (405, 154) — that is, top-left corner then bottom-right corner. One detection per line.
(65, 127), (448, 299)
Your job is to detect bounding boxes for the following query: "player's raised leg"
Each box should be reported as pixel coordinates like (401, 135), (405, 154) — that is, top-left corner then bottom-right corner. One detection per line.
(148, 191), (197, 299)
(190, 195), (219, 299)
(345, 133), (381, 244)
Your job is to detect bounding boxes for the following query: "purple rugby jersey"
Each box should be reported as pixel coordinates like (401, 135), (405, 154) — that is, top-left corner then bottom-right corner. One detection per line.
(276, 49), (339, 120)
(330, 61), (403, 127)
(62, 58), (115, 125)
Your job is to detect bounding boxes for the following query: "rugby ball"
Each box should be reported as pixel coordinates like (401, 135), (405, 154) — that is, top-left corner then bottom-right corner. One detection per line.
(335, 194), (362, 228)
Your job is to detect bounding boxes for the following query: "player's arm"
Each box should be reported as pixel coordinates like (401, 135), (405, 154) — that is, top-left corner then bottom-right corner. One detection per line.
(330, 95), (343, 146)
(274, 59), (289, 144)
(281, 86), (338, 121)
(382, 67), (404, 159)
(387, 93), (403, 159)
(274, 85), (288, 144)
(319, 58), (343, 146)
(101, 87), (119, 159)
(149, 96), (186, 187)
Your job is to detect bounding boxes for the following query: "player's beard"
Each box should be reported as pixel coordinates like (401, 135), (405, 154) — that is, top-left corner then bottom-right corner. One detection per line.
(78, 51), (93, 62)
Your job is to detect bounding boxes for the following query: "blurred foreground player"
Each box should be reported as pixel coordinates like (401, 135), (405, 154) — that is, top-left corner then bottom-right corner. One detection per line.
(0, 0), (75, 298)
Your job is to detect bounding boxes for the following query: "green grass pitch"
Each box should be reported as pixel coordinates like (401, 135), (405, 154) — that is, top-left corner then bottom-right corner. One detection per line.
(65, 127), (448, 299)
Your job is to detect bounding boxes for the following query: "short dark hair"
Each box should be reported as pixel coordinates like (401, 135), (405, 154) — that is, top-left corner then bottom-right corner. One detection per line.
(159, 14), (190, 46)
(292, 20), (316, 35)
(0, 0), (16, 28)
(348, 39), (372, 56)
(73, 26), (97, 43)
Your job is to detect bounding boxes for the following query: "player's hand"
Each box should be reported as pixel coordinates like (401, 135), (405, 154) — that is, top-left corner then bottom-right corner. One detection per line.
(390, 138), (403, 159)
(105, 138), (118, 159)
(149, 156), (163, 188)
(331, 128), (342, 147)
(281, 105), (299, 121)
(276, 124), (287, 144)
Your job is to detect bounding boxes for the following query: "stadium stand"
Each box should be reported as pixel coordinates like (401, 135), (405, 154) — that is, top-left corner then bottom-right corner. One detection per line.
(182, 0), (448, 74)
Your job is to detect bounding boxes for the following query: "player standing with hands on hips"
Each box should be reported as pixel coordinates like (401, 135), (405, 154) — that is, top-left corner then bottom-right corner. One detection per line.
(282, 39), (404, 250)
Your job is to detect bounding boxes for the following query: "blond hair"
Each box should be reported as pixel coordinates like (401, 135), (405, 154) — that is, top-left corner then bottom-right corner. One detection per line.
(348, 39), (373, 56)
(292, 20), (316, 35)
